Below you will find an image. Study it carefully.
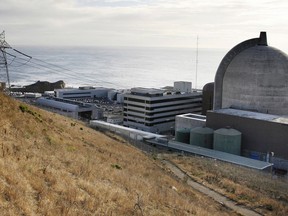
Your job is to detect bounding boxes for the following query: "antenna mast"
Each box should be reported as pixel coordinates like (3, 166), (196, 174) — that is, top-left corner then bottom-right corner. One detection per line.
(195, 35), (199, 90)
(0, 31), (12, 91)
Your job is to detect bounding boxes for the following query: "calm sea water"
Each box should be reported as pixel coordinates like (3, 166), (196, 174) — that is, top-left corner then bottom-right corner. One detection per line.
(3, 46), (227, 90)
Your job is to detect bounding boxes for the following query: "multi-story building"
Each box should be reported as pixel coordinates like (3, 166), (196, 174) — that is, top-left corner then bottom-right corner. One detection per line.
(54, 87), (113, 99)
(123, 87), (202, 133)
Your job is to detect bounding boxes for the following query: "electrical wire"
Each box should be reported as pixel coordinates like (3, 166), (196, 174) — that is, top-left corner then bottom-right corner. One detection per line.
(3, 48), (127, 88)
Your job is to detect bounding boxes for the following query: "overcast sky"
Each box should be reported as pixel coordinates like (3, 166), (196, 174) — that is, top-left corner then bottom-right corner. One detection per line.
(1, 0), (288, 52)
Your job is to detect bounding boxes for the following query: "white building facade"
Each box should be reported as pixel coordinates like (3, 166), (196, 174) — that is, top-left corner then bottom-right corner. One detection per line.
(123, 87), (202, 133)
(55, 87), (113, 99)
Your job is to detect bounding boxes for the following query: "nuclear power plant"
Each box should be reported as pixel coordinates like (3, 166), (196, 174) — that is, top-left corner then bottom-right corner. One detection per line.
(176, 32), (288, 171)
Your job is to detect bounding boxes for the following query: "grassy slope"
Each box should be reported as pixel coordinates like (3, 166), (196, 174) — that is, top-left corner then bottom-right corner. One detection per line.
(0, 93), (235, 216)
(170, 155), (288, 216)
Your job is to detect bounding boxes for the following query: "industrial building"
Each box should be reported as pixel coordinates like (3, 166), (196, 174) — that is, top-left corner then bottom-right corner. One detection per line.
(36, 97), (102, 120)
(90, 120), (166, 140)
(54, 86), (113, 99)
(209, 32), (288, 170)
(123, 84), (202, 133)
(173, 81), (192, 93)
(175, 32), (288, 171)
(107, 89), (128, 104)
(175, 113), (206, 132)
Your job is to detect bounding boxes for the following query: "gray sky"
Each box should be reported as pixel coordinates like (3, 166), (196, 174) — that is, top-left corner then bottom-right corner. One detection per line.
(1, 0), (288, 52)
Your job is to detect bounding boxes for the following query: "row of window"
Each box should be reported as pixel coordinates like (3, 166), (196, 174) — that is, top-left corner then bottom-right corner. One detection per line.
(123, 118), (175, 126)
(124, 106), (202, 117)
(62, 92), (92, 96)
(124, 95), (202, 104)
(124, 101), (202, 111)
(124, 112), (178, 122)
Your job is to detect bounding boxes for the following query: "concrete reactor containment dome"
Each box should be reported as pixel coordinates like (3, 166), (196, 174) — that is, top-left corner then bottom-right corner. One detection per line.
(214, 32), (288, 115)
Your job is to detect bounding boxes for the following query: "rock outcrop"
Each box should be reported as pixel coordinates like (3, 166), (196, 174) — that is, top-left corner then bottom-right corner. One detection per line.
(10, 80), (65, 93)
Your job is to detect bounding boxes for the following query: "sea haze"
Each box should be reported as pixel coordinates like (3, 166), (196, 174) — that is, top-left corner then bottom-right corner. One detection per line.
(4, 46), (227, 90)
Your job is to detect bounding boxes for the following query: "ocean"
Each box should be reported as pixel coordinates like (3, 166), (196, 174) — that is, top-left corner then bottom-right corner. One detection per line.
(2, 46), (227, 90)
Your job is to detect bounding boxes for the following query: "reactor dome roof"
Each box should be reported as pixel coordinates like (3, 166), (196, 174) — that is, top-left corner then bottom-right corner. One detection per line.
(214, 32), (288, 115)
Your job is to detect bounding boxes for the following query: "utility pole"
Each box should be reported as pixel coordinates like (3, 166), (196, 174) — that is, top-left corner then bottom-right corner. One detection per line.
(0, 31), (12, 91)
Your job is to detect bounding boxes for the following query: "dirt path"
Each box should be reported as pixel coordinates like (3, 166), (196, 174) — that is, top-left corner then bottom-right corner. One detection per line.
(160, 157), (262, 216)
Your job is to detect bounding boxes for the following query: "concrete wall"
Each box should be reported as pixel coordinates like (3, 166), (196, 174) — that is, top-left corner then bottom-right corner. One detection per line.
(202, 82), (214, 115)
(175, 114), (206, 131)
(206, 111), (288, 170)
(174, 81), (192, 93)
(222, 46), (288, 115)
(124, 120), (175, 134)
(90, 120), (166, 141)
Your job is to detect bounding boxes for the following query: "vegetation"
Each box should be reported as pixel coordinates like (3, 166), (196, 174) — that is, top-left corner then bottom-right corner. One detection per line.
(169, 155), (288, 216)
(1, 92), (287, 215)
(19, 104), (42, 122)
(0, 93), (235, 215)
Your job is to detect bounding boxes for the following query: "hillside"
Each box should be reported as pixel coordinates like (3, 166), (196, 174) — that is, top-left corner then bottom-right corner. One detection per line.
(0, 93), (236, 216)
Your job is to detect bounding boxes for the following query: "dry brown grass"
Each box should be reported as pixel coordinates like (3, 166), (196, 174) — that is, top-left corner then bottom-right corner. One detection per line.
(0, 93), (236, 215)
(169, 154), (288, 216)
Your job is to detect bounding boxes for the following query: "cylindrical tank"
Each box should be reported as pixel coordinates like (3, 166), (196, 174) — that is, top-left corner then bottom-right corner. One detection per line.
(175, 128), (190, 144)
(213, 128), (241, 155)
(190, 126), (214, 149)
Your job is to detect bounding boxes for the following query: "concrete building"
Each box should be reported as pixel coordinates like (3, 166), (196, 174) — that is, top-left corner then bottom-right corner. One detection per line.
(123, 87), (202, 133)
(107, 115), (123, 125)
(90, 120), (166, 141)
(107, 89), (128, 104)
(208, 32), (288, 170)
(24, 92), (42, 98)
(174, 81), (192, 93)
(214, 32), (288, 115)
(202, 82), (214, 115)
(175, 113), (206, 132)
(55, 87), (113, 99)
(36, 97), (102, 120)
(206, 109), (288, 170)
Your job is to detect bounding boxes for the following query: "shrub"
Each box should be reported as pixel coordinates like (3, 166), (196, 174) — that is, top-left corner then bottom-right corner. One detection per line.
(19, 104), (29, 113)
(111, 164), (122, 170)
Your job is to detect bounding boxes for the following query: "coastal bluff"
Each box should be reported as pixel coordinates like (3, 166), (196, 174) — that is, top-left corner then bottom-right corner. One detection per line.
(10, 80), (65, 93)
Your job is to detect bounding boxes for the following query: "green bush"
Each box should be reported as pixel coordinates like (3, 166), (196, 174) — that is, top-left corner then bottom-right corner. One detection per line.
(111, 164), (122, 170)
(19, 104), (29, 113)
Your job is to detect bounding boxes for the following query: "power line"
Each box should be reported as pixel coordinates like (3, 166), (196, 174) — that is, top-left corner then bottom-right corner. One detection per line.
(6, 49), (126, 88)
(1, 33), (126, 89)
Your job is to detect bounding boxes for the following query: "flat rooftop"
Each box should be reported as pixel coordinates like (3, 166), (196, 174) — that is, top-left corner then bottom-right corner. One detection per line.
(131, 87), (165, 96)
(148, 139), (273, 170)
(213, 108), (288, 125)
(55, 87), (111, 92)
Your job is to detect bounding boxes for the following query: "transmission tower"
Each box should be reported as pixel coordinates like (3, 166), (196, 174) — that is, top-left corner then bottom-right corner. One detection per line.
(0, 31), (12, 91)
